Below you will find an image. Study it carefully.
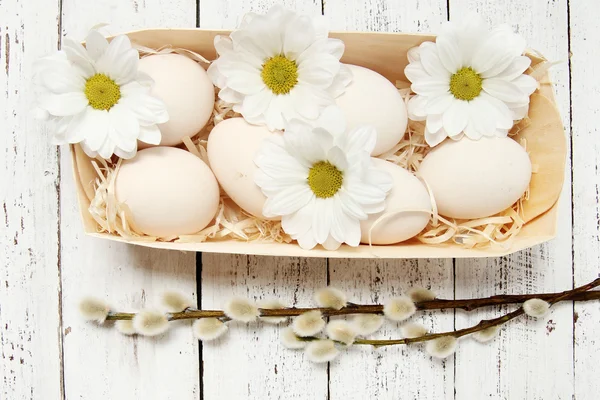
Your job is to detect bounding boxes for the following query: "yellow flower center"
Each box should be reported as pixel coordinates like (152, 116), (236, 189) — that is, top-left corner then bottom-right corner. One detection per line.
(84, 74), (121, 110)
(449, 67), (482, 101)
(308, 161), (343, 199)
(261, 55), (298, 95)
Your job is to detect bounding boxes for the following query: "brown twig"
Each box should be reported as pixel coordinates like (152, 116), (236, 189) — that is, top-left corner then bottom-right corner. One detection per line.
(104, 281), (600, 322)
(352, 277), (600, 347)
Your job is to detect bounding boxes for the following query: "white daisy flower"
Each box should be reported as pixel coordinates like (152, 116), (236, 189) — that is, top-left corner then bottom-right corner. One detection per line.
(207, 5), (352, 131)
(405, 15), (538, 146)
(33, 30), (169, 159)
(254, 120), (392, 250)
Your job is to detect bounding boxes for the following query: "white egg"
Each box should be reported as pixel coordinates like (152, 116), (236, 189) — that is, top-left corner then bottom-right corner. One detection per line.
(336, 65), (407, 156)
(419, 136), (532, 220)
(360, 159), (431, 244)
(115, 147), (220, 237)
(138, 54), (215, 147)
(207, 118), (279, 220)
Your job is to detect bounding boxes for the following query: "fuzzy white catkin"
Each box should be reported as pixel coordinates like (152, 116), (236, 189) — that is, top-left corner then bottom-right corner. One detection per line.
(224, 298), (260, 323)
(314, 287), (347, 310)
(472, 326), (500, 343)
(305, 340), (340, 363)
(383, 296), (417, 322)
(132, 309), (170, 336)
(325, 320), (357, 345)
(406, 287), (436, 302)
(79, 297), (111, 323)
(426, 336), (458, 359)
(258, 299), (288, 324)
(281, 327), (307, 349)
(351, 314), (384, 336)
(162, 292), (193, 313)
(292, 310), (326, 337)
(115, 320), (136, 335)
(193, 318), (228, 341)
(523, 298), (550, 318)
(401, 322), (428, 339)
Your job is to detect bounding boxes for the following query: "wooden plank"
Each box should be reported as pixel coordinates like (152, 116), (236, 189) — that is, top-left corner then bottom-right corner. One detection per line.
(0, 0), (62, 398)
(450, 1), (574, 399)
(570, 0), (600, 397)
(198, 2), (328, 399)
(201, 255), (328, 399)
(59, 1), (200, 399)
(323, 1), (454, 399)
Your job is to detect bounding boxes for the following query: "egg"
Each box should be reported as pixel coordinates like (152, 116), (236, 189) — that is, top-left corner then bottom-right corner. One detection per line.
(360, 159), (431, 244)
(138, 54), (215, 147)
(207, 118), (279, 220)
(336, 65), (407, 156)
(418, 136), (532, 220)
(115, 147), (219, 237)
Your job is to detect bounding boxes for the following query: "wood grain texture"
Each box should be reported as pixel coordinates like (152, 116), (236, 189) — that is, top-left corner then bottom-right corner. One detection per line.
(198, 3), (328, 400)
(201, 255), (328, 399)
(570, 0), (600, 397)
(327, 259), (455, 400)
(323, 1), (453, 399)
(450, 1), (575, 399)
(0, 0), (62, 398)
(59, 1), (200, 399)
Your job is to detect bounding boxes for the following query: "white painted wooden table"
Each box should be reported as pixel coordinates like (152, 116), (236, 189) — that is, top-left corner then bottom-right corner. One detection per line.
(1, 0), (598, 399)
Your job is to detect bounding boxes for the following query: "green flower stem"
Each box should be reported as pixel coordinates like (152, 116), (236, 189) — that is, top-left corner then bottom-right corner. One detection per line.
(104, 281), (600, 322)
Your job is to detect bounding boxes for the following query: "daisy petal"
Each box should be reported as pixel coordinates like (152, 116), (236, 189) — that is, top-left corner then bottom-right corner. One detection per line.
(322, 235), (342, 251)
(296, 229), (318, 250)
(442, 100), (469, 136)
(284, 15), (315, 59)
(312, 198), (333, 244)
(282, 199), (315, 237)
(419, 45), (451, 78)
(496, 56), (531, 81)
(242, 89), (273, 117)
(337, 125), (377, 156)
(85, 30), (109, 62)
(138, 125), (162, 145)
(436, 35), (462, 74)
(40, 91), (88, 117)
(327, 147), (348, 171)
(109, 104), (140, 152)
(264, 185), (313, 217)
(511, 74), (538, 96)
(407, 95), (427, 120)
(424, 127), (448, 147)
(404, 61), (432, 84)
(426, 92), (454, 114)
(411, 80), (450, 97)
(482, 78), (527, 103)
(78, 108), (109, 151)
(426, 113), (444, 134)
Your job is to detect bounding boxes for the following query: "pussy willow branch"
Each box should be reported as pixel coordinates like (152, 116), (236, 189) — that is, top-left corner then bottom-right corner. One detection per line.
(352, 277), (600, 347)
(104, 280), (600, 321)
